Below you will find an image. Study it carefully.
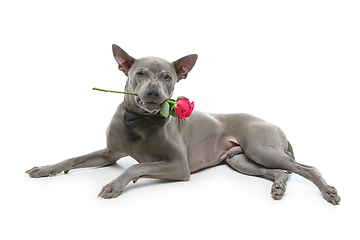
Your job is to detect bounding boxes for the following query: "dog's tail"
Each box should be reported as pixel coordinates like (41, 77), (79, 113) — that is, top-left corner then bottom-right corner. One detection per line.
(286, 140), (295, 174)
(286, 140), (295, 160)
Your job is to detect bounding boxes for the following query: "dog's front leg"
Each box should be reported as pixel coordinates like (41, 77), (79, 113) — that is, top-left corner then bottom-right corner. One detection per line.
(26, 149), (125, 178)
(98, 160), (190, 199)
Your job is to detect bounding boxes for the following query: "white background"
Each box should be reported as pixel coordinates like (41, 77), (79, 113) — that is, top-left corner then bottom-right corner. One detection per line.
(1, 0), (359, 239)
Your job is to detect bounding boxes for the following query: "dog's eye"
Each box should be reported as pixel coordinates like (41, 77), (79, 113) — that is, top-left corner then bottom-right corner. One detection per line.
(164, 74), (172, 81)
(137, 71), (144, 76)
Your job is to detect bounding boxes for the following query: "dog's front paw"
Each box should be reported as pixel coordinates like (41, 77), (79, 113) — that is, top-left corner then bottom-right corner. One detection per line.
(25, 165), (65, 178)
(97, 181), (124, 199)
(322, 186), (341, 205)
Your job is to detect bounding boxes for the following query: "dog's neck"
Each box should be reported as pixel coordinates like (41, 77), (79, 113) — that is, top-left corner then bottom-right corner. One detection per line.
(123, 102), (166, 131)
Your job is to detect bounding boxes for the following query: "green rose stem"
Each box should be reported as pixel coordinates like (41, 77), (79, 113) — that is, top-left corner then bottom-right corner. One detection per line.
(92, 87), (177, 118)
(92, 87), (138, 96)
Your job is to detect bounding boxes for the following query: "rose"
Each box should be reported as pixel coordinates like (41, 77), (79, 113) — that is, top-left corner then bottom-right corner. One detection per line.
(160, 97), (194, 120)
(93, 87), (194, 120)
(173, 97), (194, 120)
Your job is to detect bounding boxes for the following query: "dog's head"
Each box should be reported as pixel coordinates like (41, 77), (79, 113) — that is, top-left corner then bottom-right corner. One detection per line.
(112, 44), (197, 114)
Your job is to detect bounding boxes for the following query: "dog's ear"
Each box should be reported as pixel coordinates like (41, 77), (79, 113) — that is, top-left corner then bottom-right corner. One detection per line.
(173, 54), (198, 81)
(112, 44), (135, 75)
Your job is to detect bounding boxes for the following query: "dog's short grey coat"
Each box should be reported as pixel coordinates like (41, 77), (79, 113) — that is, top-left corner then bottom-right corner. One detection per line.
(26, 44), (340, 205)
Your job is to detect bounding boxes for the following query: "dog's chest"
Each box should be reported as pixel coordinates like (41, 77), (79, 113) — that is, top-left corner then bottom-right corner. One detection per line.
(124, 124), (185, 163)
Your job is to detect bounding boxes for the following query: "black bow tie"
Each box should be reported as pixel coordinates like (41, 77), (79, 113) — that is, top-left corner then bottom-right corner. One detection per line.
(123, 103), (166, 131)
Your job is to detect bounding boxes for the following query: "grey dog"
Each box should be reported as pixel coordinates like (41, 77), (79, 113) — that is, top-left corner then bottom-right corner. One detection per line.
(26, 44), (340, 205)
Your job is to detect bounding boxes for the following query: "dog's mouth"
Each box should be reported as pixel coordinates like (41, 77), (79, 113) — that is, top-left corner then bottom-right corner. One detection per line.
(136, 97), (162, 114)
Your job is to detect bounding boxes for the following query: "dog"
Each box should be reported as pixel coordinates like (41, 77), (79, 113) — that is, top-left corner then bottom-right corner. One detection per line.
(26, 44), (340, 205)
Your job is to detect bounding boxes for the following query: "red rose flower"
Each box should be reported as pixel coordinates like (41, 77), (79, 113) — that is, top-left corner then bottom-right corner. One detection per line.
(174, 97), (194, 120)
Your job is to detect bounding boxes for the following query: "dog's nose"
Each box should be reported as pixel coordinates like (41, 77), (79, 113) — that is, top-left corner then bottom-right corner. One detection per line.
(145, 86), (161, 99)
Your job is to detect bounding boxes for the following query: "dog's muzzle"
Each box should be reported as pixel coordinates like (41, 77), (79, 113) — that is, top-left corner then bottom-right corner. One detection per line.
(136, 96), (162, 113)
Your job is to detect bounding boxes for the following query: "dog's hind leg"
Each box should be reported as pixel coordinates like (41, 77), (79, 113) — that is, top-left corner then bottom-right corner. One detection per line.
(26, 149), (125, 178)
(226, 154), (289, 200)
(245, 148), (341, 205)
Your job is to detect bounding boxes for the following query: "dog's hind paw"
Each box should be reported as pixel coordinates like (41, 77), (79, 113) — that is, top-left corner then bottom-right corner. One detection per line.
(322, 186), (341, 205)
(271, 182), (286, 200)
